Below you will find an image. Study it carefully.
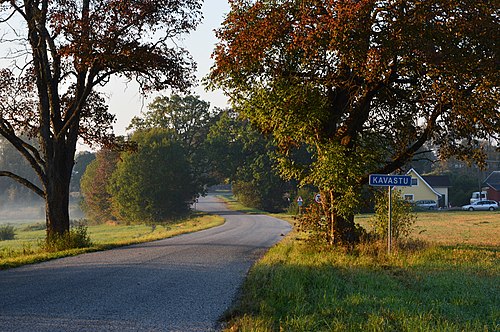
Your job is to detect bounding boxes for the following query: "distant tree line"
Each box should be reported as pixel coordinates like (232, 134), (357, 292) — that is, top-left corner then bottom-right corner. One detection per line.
(79, 94), (292, 224)
(3, 93), (497, 224)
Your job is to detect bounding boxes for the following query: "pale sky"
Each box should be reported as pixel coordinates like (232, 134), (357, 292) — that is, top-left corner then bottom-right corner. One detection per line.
(98, 1), (231, 141)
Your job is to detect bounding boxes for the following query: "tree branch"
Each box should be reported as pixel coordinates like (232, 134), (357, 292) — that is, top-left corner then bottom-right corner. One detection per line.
(0, 171), (45, 198)
(359, 104), (448, 184)
(0, 120), (46, 183)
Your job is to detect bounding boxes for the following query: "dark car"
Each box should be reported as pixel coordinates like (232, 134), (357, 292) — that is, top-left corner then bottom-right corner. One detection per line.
(415, 200), (438, 210)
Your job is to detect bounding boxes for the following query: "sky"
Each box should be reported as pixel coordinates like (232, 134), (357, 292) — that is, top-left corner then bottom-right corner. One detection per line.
(95, 1), (231, 144)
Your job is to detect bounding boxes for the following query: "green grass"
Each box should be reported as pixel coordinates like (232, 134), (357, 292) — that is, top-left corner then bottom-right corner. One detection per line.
(222, 208), (499, 331)
(224, 233), (499, 331)
(216, 192), (266, 214)
(0, 214), (224, 270)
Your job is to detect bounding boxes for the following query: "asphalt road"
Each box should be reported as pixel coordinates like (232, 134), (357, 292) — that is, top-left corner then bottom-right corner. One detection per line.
(0, 195), (291, 332)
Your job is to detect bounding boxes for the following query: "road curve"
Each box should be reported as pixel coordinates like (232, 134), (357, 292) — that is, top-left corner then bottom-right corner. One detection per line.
(0, 195), (291, 331)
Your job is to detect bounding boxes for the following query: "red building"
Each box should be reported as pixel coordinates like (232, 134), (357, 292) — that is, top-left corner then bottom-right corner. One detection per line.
(483, 171), (500, 203)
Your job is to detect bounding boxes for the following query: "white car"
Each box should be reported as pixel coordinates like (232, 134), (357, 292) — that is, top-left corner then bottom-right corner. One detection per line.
(462, 200), (498, 211)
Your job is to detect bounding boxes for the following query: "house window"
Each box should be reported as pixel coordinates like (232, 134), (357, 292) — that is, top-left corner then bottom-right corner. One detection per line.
(404, 194), (414, 201)
(411, 178), (418, 186)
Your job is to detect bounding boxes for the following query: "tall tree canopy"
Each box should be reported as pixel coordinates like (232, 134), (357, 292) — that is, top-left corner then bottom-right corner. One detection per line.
(129, 95), (218, 157)
(0, 0), (202, 239)
(128, 94), (222, 193)
(209, 0), (499, 244)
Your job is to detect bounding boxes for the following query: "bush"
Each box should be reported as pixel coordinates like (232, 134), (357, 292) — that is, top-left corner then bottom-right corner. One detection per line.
(296, 202), (367, 247)
(370, 189), (417, 241)
(42, 225), (92, 252)
(0, 225), (16, 241)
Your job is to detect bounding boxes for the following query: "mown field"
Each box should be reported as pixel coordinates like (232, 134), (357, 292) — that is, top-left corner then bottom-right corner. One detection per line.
(0, 214), (224, 269)
(356, 210), (500, 246)
(223, 210), (499, 331)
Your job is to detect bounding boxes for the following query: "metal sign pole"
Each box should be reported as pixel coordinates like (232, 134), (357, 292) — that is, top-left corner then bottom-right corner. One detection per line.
(368, 173), (412, 255)
(388, 186), (392, 254)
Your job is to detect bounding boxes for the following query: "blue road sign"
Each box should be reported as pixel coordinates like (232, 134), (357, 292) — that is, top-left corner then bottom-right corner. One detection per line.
(369, 174), (412, 187)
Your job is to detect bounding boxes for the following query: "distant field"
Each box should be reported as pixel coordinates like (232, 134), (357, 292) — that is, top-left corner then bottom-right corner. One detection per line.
(355, 210), (500, 246)
(0, 202), (83, 223)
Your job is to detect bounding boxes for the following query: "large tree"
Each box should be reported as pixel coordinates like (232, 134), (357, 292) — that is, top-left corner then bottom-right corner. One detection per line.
(0, 0), (202, 239)
(128, 94), (222, 192)
(108, 129), (197, 223)
(209, 0), (499, 244)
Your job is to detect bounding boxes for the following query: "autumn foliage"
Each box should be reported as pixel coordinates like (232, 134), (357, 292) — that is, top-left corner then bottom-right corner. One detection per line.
(210, 0), (499, 245)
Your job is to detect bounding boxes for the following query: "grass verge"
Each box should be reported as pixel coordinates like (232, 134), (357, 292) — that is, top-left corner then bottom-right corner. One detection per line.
(219, 203), (499, 331)
(0, 214), (224, 270)
(224, 231), (499, 331)
(216, 192), (266, 214)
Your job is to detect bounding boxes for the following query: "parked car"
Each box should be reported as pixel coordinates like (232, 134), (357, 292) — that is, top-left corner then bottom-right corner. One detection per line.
(462, 200), (499, 211)
(414, 200), (438, 210)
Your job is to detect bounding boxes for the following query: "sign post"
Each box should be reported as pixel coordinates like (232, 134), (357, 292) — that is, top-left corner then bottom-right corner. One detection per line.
(369, 174), (412, 254)
(388, 186), (392, 254)
(297, 196), (303, 214)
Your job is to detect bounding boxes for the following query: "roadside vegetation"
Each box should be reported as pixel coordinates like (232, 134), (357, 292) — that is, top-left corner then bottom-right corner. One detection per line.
(223, 203), (499, 331)
(0, 214), (224, 270)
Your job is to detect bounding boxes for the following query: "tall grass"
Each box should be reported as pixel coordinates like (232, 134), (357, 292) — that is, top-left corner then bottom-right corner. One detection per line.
(225, 233), (499, 331)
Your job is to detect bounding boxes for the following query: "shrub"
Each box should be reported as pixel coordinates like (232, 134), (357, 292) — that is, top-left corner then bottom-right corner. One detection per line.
(296, 202), (367, 247)
(370, 189), (417, 241)
(42, 225), (92, 252)
(0, 225), (16, 241)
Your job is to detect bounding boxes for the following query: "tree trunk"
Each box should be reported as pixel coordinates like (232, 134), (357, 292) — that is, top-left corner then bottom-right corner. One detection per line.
(44, 143), (74, 240)
(45, 182), (70, 239)
(323, 190), (360, 245)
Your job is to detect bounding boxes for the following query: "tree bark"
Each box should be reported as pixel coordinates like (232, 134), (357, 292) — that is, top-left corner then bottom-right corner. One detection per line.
(44, 141), (75, 239)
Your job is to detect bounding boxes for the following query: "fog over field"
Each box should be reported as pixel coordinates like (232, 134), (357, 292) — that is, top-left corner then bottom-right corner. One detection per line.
(0, 199), (84, 225)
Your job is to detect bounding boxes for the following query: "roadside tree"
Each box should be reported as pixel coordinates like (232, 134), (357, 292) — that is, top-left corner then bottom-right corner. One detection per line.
(0, 0), (202, 240)
(206, 111), (291, 212)
(80, 149), (118, 223)
(108, 129), (197, 223)
(128, 94), (222, 192)
(209, 0), (499, 245)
